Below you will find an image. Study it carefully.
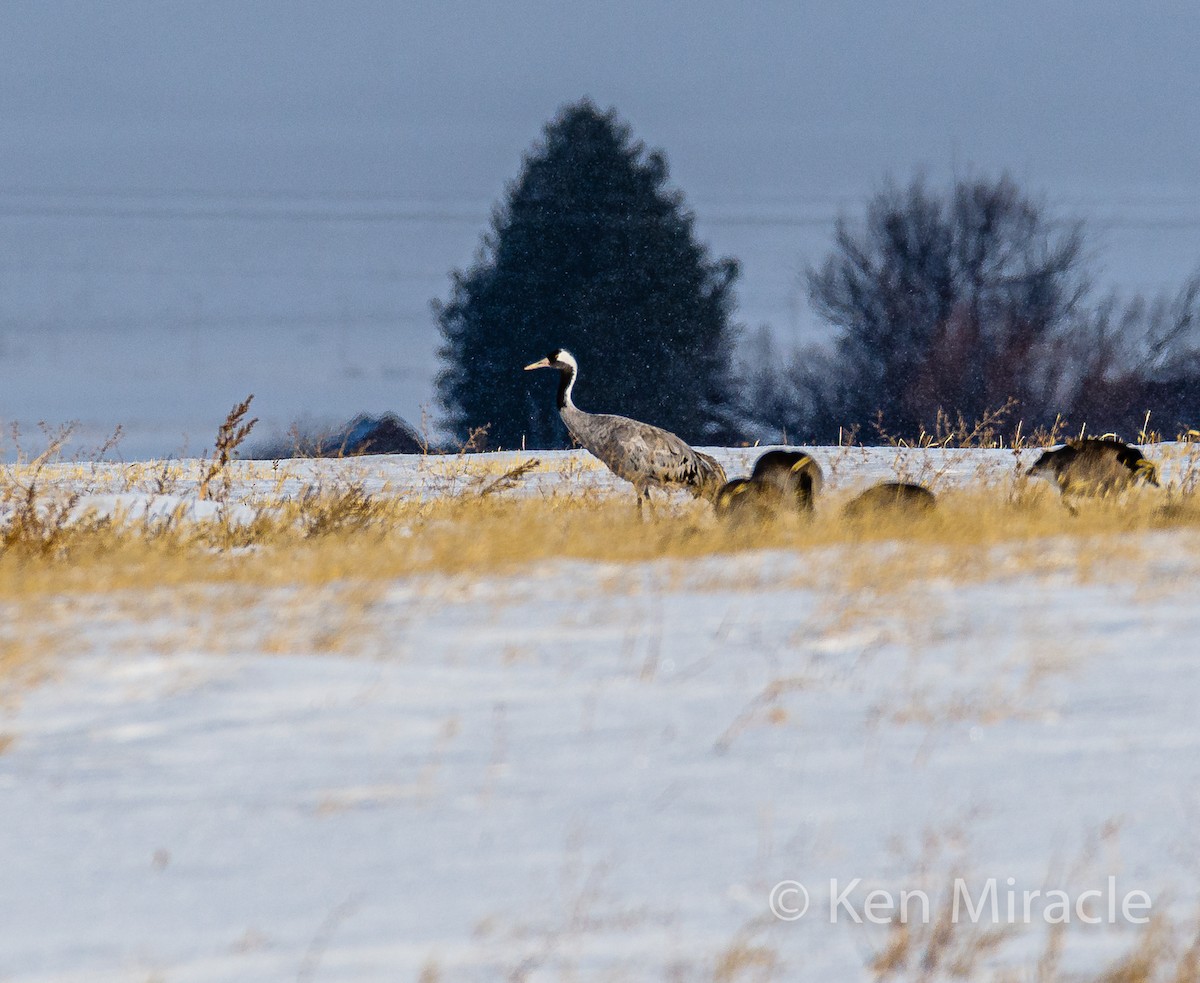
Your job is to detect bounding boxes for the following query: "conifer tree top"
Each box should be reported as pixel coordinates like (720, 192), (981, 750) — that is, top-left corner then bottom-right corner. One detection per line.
(435, 99), (740, 450)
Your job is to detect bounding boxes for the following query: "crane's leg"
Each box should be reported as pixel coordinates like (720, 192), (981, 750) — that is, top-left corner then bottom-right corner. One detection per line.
(635, 485), (654, 520)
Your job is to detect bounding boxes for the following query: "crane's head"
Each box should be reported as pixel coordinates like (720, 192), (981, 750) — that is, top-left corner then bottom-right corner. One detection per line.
(524, 349), (577, 373)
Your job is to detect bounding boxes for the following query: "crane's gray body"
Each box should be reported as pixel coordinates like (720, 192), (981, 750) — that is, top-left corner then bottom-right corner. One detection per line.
(525, 349), (726, 507)
(561, 404), (725, 499)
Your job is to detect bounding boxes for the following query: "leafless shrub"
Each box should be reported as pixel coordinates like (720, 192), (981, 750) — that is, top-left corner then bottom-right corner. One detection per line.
(197, 395), (258, 502)
(874, 398), (1021, 450)
(0, 424), (84, 557)
(294, 481), (391, 538)
(475, 458), (541, 498)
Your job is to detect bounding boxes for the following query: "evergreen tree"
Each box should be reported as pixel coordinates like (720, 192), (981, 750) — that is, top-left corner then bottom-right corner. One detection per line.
(435, 100), (740, 449)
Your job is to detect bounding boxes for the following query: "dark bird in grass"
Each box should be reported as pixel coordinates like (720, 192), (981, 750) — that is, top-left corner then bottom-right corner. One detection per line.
(750, 450), (824, 512)
(715, 450), (824, 522)
(524, 349), (726, 512)
(1026, 438), (1159, 505)
(843, 482), (937, 520)
(714, 476), (777, 523)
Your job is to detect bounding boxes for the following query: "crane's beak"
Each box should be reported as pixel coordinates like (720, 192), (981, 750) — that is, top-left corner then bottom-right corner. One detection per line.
(524, 357), (552, 371)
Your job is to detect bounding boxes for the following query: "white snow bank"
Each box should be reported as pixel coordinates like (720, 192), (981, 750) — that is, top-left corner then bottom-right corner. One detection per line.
(2, 533), (1199, 980)
(67, 493), (259, 528)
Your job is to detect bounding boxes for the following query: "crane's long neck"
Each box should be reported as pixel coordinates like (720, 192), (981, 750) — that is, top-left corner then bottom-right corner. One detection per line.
(557, 363), (577, 411)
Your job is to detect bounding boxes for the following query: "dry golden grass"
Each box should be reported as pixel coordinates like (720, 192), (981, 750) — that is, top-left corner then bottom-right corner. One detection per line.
(869, 900), (1200, 983)
(711, 936), (781, 982)
(862, 823), (1200, 983)
(1, 444), (1198, 703)
(1, 467), (1197, 601)
(0, 615), (77, 707)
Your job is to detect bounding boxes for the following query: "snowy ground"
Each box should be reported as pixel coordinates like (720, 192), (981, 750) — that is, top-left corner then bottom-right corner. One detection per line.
(3, 447), (1200, 981)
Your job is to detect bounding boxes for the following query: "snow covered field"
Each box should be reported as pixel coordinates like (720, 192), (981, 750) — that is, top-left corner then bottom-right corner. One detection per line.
(3, 445), (1200, 981)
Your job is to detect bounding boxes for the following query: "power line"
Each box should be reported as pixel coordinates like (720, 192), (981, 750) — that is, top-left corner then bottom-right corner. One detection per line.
(0, 261), (448, 281)
(7, 183), (1200, 206)
(4, 201), (1200, 231)
(0, 203), (488, 224)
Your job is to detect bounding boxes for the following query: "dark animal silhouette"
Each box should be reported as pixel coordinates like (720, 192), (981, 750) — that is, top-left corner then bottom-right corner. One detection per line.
(714, 477), (774, 523)
(1026, 438), (1159, 502)
(715, 450), (823, 522)
(524, 349), (726, 511)
(843, 482), (937, 519)
(749, 450), (824, 512)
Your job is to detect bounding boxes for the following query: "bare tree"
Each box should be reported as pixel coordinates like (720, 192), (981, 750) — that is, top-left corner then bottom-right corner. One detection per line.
(792, 175), (1200, 439)
(1058, 274), (1200, 432)
(806, 176), (1090, 436)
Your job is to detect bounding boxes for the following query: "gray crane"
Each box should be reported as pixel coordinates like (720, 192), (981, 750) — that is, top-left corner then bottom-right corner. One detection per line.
(524, 349), (726, 511)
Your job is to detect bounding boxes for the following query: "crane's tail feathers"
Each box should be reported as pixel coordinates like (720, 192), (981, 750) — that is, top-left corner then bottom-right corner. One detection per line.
(693, 452), (728, 501)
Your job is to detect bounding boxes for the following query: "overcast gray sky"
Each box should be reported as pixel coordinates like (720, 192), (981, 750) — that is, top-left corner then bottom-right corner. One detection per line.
(4, 0), (1199, 200)
(2, 1), (1199, 454)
